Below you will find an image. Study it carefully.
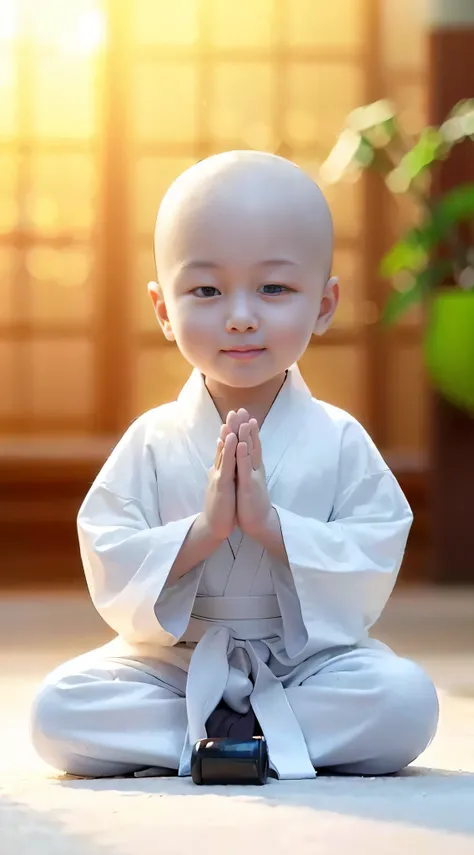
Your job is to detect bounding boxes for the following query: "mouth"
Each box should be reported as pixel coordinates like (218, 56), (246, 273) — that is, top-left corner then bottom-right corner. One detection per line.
(221, 347), (266, 361)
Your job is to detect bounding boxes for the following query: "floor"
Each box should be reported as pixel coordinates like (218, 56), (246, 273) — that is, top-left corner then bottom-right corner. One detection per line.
(1, 588), (474, 855)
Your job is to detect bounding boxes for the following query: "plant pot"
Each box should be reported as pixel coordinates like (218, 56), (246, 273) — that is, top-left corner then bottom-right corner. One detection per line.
(424, 288), (474, 414)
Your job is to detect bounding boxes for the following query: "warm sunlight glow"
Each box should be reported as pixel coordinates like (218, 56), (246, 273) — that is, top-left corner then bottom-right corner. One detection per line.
(0, 0), (430, 447)
(0, 1), (106, 52)
(60, 7), (106, 56)
(0, 2), (18, 42)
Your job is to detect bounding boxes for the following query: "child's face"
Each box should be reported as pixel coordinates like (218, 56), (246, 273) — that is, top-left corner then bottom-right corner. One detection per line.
(150, 155), (338, 389)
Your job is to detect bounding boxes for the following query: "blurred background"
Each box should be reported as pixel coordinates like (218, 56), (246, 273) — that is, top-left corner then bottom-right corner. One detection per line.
(0, 0), (473, 593)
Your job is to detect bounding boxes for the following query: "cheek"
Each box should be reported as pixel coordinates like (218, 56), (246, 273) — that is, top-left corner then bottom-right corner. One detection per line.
(268, 300), (317, 342)
(171, 307), (217, 355)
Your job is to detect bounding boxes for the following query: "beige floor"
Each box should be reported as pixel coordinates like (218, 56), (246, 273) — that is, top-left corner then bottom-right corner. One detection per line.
(1, 588), (474, 855)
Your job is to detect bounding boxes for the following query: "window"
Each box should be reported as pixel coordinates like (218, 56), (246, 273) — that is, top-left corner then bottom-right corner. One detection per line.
(0, 0), (427, 453)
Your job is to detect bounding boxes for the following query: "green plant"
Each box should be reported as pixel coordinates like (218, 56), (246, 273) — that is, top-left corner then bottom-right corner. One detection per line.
(321, 99), (474, 324)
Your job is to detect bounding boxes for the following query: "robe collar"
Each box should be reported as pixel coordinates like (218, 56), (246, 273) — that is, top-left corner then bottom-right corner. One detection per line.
(176, 363), (314, 486)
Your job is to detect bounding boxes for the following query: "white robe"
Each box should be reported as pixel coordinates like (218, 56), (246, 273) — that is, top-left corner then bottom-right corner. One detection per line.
(70, 364), (417, 779)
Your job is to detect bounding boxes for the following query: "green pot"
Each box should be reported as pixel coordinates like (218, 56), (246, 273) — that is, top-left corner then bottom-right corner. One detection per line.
(424, 288), (474, 414)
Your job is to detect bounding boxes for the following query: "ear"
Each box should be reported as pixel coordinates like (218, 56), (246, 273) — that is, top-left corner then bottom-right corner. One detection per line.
(147, 281), (175, 341)
(313, 276), (339, 336)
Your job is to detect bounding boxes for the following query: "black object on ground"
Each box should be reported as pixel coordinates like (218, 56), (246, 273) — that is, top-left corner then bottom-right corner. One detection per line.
(191, 736), (269, 785)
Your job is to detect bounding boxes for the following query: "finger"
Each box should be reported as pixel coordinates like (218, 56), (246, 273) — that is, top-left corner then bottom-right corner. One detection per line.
(226, 409), (249, 436)
(238, 422), (253, 454)
(236, 408), (250, 429)
(249, 419), (262, 470)
(236, 440), (253, 483)
(226, 410), (239, 435)
(214, 438), (224, 469)
(220, 422), (231, 441)
(221, 431), (238, 479)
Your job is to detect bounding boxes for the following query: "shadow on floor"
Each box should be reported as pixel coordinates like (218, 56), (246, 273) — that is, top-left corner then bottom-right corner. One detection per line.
(55, 766), (474, 837)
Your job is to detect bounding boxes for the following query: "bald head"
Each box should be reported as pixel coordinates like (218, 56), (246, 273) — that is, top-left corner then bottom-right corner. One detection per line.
(154, 151), (333, 285)
(149, 151), (339, 383)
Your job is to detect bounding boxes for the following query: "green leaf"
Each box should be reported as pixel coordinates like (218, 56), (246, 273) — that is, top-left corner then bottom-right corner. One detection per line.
(444, 99), (474, 141)
(382, 262), (452, 326)
(397, 128), (446, 185)
(380, 233), (428, 277)
(347, 100), (396, 133)
(430, 184), (474, 234)
(382, 279), (424, 325)
(381, 185), (474, 276)
(440, 116), (469, 145)
(354, 136), (374, 167)
(449, 99), (474, 118)
(320, 129), (364, 183)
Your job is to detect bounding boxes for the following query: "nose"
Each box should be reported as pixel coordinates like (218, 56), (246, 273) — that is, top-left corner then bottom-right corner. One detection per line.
(225, 292), (259, 333)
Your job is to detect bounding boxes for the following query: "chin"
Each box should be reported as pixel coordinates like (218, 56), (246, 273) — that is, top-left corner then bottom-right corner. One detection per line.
(216, 365), (282, 389)
(223, 375), (265, 388)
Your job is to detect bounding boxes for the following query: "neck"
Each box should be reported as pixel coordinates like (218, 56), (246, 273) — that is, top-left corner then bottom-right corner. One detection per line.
(205, 371), (288, 426)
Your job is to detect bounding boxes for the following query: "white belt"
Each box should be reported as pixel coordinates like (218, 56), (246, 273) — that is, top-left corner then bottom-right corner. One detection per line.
(191, 594), (281, 621)
(178, 597), (316, 780)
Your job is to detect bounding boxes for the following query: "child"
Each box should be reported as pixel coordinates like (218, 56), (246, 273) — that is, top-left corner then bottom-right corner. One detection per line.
(31, 151), (438, 779)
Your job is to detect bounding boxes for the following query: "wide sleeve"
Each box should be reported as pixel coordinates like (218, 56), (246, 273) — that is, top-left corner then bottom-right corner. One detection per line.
(271, 419), (413, 659)
(77, 416), (205, 645)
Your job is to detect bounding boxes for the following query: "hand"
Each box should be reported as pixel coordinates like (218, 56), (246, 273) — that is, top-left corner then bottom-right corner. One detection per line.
(202, 409), (249, 541)
(235, 413), (273, 539)
(203, 429), (237, 541)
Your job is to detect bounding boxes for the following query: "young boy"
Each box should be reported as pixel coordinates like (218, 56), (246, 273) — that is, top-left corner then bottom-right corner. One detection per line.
(31, 151), (438, 780)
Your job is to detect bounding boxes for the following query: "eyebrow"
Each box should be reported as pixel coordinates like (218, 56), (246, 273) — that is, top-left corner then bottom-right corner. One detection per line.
(180, 261), (220, 271)
(180, 259), (300, 271)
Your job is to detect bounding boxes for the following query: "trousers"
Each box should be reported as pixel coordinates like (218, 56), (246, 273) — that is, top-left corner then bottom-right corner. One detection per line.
(30, 641), (439, 778)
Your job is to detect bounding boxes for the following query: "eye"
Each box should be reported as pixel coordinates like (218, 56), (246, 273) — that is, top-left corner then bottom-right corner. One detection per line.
(192, 286), (221, 298)
(259, 284), (290, 295)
